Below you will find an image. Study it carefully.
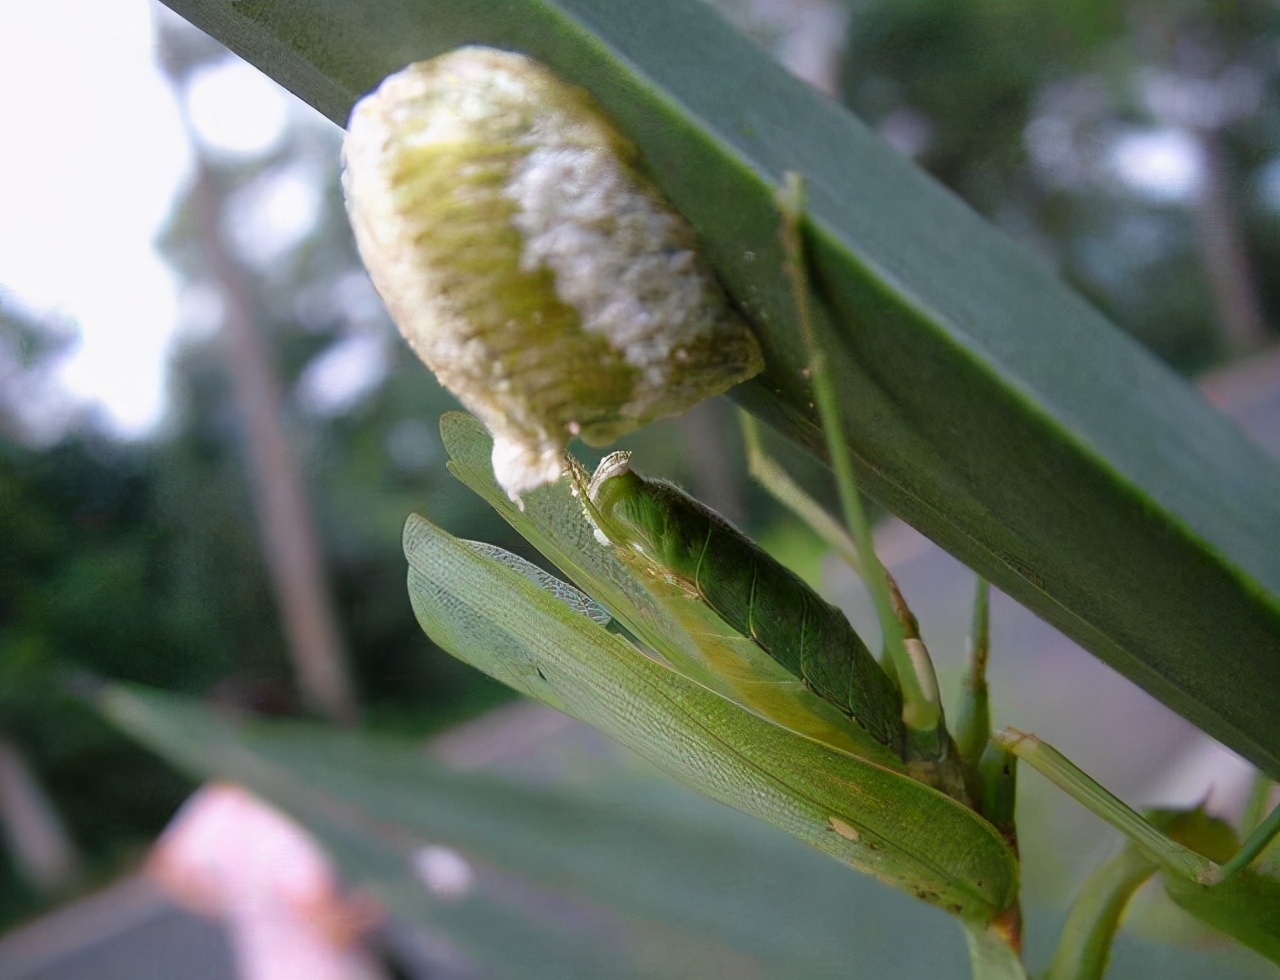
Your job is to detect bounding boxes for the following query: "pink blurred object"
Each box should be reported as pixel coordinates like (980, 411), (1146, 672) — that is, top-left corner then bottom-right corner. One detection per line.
(146, 782), (388, 980)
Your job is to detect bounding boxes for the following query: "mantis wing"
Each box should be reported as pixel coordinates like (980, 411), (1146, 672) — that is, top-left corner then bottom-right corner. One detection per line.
(461, 539), (611, 626)
(403, 512), (1018, 921)
(440, 411), (896, 764)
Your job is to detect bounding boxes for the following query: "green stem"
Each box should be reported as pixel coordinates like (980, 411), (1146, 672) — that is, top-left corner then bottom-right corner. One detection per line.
(1043, 845), (1158, 980)
(994, 728), (1217, 884)
(962, 920), (1028, 980)
(738, 411), (862, 574)
(1218, 799), (1280, 881)
(955, 577), (992, 769)
(977, 741), (1018, 840)
(1240, 772), (1274, 837)
(776, 173), (941, 747)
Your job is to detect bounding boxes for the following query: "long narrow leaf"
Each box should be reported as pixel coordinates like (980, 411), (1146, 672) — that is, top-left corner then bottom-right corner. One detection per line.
(98, 684), (1274, 980)
(97, 687), (682, 980)
(98, 685), (983, 979)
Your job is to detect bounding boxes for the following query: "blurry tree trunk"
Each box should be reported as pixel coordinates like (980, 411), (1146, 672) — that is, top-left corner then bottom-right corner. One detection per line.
(680, 399), (746, 526)
(187, 164), (359, 725)
(0, 739), (81, 895)
(160, 37), (357, 726)
(1193, 130), (1269, 355)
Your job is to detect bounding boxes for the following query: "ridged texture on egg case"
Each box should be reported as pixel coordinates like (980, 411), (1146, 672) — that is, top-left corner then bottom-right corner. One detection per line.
(343, 47), (763, 499)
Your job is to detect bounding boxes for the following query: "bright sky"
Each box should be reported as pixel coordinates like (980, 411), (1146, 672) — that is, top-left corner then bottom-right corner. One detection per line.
(0, 0), (291, 440)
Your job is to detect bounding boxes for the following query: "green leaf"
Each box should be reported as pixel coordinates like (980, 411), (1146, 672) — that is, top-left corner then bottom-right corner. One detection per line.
(1155, 809), (1280, 966)
(1163, 870), (1280, 967)
(96, 686), (673, 980)
(441, 411), (893, 762)
(97, 684), (1274, 980)
(158, 0), (1280, 778)
(403, 511), (1018, 921)
(96, 683), (984, 979)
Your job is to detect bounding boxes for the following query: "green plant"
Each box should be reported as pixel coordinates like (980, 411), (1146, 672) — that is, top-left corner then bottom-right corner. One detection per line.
(115, 2), (1280, 976)
(160, 0), (1280, 780)
(398, 265), (1278, 976)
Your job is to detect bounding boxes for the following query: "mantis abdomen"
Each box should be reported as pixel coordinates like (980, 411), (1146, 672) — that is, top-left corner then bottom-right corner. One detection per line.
(589, 454), (905, 752)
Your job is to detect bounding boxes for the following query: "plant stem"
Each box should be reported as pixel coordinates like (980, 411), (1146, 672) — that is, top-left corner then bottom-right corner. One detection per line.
(1043, 844), (1157, 980)
(962, 919), (1028, 980)
(775, 172), (942, 748)
(1219, 799), (1280, 881)
(739, 411), (862, 574)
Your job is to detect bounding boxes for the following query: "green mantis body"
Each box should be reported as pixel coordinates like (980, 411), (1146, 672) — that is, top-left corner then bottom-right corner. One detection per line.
(419, 415), (1280, 975)
(414, 412), (1021, 927)
(584, 451), (904, 753)
(399, 160), (1279, 976)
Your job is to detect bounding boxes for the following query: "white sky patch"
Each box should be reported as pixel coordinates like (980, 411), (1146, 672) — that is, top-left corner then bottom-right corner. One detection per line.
(223, 162), (324, 267)
(0, 0), (195, 438)
(1107, 127), (1203, 203)
(296, 332), (389, 417)
(0, 1), (291, 440)
(174, 282), (226, 343)
(185, 56), (289, 158)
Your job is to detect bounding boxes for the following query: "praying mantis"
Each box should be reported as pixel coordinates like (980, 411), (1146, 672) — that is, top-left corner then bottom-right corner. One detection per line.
(400, 186), (1279, 980)
(406, 409), (1279, 977)
(344, 46), (1277, 979)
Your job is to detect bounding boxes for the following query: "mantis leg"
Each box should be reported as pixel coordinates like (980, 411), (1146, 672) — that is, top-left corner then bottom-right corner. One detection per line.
(994, 728), (1217, 883)
(1219, 797), (1280, 880)
(739, 410), (862, 575)
(998, 727), (1280, 965)
(1000, 726), (1280, 882)
(775, 172), (945, 760)
(950, 577), (1018, 837)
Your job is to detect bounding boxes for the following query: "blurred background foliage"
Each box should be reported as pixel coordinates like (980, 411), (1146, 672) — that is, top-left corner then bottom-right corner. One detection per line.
(1, 0), (1277, 947)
